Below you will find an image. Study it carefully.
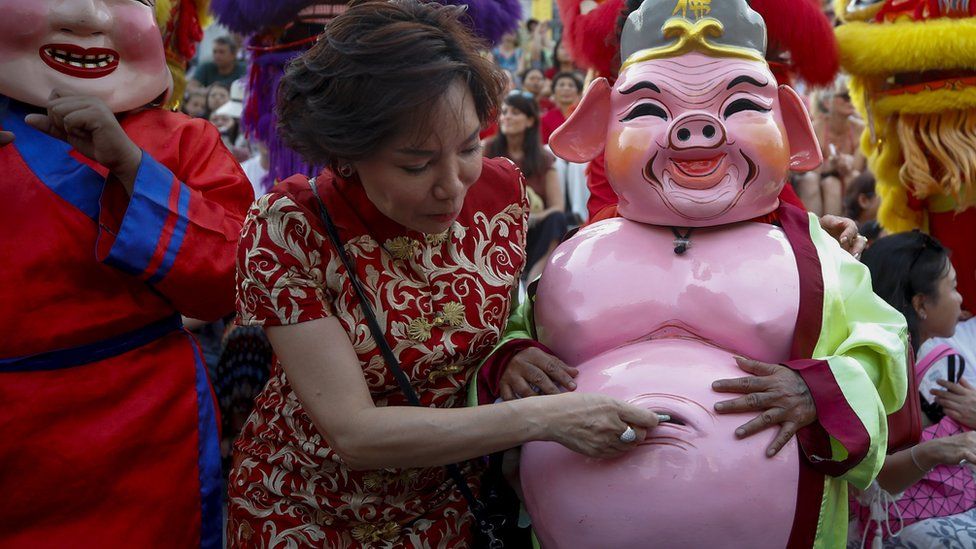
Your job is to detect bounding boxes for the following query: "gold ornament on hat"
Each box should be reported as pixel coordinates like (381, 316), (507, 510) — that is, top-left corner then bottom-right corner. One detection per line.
(672, 0), (712, 19)
(622, 17), (765, 70)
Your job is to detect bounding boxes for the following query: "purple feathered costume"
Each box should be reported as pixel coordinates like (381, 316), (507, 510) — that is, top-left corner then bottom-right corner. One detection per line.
(210, 0), (522, 191)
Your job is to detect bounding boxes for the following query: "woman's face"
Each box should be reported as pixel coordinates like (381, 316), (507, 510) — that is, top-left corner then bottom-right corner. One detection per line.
(831, 88), (855, 118)
(352, 80), (483, 235)
(920, 262), (963, 339)
(183, 94), (207, 117)
(209, 113), (236, 133)
(499, 103), (534, 137)
(523, 70), (545, 95)
(554, 77), (580, 106)
(556, 42), (571, 64)
(207, 86), (229, 111)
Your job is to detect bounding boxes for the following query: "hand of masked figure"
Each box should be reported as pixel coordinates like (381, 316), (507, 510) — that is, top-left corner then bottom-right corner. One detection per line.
(712, 356), (817, 457)
(25, 90), (142, 190)
(501, 346), (578, 400)
(819, 214), (867, 259)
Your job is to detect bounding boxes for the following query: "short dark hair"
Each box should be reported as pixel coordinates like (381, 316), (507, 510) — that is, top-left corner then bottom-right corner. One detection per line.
(277, 0), (506, 168)
(861, 231), (951, 350)
(843, 171), (876, 220)
(552, 71), (584, 94)
(520, 67), (545, 82)
(214, 36), (238, 55)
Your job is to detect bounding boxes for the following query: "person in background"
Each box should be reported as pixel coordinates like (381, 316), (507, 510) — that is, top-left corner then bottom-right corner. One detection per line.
(492, 31), (524, 75)
(486, 92), (568, 280)
(796, 79), (866, 216)
(211, 80), (250, 161)
(851, 232), (976, 548)
(544, 38), (581, 80)
(541, 71), (583, 144)
(182, 90), (209, 118)
(240, 142), (271, 198)
(521, 67), (555, 113)
(844, 171), (880, 227)
(206, 82), (231, 115)
(189, 36), (247, 91)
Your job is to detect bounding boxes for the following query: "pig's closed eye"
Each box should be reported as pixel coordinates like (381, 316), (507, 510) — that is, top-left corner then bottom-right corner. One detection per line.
(723, 98), (771, 118)
(622, 103), (668, 122)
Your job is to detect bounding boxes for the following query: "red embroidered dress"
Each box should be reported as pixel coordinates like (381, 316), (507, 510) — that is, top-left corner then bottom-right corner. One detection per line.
(228, 158), (528, 548)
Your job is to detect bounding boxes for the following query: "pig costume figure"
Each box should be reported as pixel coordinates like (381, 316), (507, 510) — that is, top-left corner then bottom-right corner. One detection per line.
(0, 0), (252, 547)
(493, 1), (910, 547)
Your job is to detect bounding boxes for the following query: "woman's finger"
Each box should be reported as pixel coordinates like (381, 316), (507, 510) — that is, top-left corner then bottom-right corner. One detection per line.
(499, 384), (515, 401)
(617, 404), (659, 429)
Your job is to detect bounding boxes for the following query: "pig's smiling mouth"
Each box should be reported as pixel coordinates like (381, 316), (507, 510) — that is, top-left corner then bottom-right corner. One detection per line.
(641, 149), (760, 219)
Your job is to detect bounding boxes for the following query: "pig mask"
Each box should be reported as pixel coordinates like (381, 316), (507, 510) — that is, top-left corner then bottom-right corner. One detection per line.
(551, 2), (821, 227)
(0, 0), (171, 113)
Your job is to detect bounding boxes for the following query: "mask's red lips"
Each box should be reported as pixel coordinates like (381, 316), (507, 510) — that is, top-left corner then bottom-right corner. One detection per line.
(40, 44), (120, 79)
(671, 154), (727, 178)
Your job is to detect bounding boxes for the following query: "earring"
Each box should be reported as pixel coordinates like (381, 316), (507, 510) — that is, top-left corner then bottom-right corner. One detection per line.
(338, 164), (354, 178)
(919, 311), (927, 320)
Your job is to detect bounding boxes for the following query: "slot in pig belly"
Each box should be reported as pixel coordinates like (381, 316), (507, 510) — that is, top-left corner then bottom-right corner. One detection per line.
(521, 339), (799, 549)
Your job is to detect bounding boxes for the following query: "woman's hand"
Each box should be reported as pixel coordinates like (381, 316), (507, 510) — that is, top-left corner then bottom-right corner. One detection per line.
(917, 432), (976, 469)
(25, 90), (142, 192)
(712, 356), (817, 457)
(932, 378), (976, 429)
(539, 392), (661, 459)
(819, 214), (867, 259)
(500, 347), (578, 400)
(0, 130), (13, 146)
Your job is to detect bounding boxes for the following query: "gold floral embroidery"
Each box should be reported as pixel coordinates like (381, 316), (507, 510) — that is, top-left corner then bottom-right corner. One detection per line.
(407, 317), (433, 342)
(425, 229), (450, 246)
(351, 521), (401, 544)
(385, 236), (419, 260)
(428, 363), (464, 383)
(434, 302), (466, 328)
(364, 469), (422, 491)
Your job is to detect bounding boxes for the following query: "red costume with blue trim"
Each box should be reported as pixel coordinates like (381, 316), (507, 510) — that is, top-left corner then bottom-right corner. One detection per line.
(0, 102), (252, 548)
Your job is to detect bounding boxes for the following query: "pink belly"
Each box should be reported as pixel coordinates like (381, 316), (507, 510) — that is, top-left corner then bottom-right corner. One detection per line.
(534, 219), (800, 365)
(521, 339), (799, 549)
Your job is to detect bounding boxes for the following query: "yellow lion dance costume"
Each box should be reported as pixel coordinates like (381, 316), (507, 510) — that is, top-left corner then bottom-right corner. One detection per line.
(835, 0), (976, 310)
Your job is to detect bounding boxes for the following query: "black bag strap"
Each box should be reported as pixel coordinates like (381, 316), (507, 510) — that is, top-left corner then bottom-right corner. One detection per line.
(308, 178), (501, 546)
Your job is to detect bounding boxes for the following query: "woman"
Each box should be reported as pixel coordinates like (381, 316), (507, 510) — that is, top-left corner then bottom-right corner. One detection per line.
(485, 92), (568, 281)
(796, 80), (867, 216)
(492, 31), (523, 75)
(843, 171), (880, 227)
(228, 2), (659, 547)
(544, 39), (579, 80)
(520, 67), (555, 113)
(852, 232), (975, 547)
(540, 71), (583, 144)
(206, 81), (231, 115)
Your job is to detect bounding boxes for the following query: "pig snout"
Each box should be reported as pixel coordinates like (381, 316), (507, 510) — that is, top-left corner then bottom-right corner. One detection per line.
(667, 113), (726, 150)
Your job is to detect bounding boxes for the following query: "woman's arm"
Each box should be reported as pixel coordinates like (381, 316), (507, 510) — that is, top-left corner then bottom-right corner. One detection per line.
(877, 433), (976, 494)
(267, 317), (659, 470)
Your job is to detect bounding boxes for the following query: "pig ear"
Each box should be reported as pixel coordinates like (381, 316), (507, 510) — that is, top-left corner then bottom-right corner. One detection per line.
(778, 85), (823, 172)
(550, 78), (612, 163)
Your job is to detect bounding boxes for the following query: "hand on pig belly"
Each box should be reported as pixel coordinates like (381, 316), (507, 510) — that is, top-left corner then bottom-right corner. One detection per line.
(520, 340), (799, 549)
